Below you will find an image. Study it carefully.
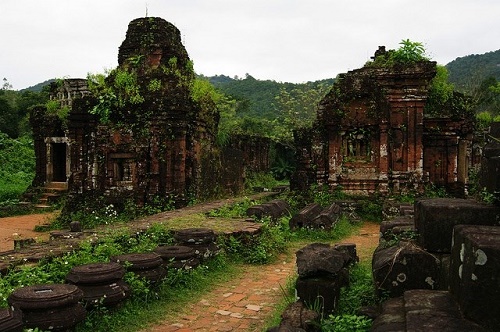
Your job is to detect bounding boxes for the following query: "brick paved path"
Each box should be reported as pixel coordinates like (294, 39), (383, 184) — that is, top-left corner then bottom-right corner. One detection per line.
(143, 222), (380, 332)
(145, 256), (295, 332)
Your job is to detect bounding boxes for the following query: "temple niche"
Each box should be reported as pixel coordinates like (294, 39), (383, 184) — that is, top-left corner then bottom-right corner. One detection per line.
(30, 17), (244, 209)
(292, 47), (475, 196)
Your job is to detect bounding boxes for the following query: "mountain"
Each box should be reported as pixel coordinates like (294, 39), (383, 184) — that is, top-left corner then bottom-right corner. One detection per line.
(20, 79), (55, 92)
(204, 73), (335, 120)
(446, 49), (500, 93)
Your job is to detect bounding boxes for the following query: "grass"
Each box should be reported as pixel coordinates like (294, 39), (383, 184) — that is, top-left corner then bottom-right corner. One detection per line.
(320, 262), (376, 331)
(290, 215), (361, 243)
(76, 255), (237, 332)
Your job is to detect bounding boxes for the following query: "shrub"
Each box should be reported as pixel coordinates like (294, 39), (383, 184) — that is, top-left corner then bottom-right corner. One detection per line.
(245, 172), (281, 192)
(321, 262), (377, 331)
(356, 199), (383, 222)
(0, 133), (35, 203)
(218, 217), (290, 264)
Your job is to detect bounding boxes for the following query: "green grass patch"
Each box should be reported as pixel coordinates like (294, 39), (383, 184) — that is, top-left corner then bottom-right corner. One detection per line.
(320, 260), (378, 331)
(290, 215), (361, 243)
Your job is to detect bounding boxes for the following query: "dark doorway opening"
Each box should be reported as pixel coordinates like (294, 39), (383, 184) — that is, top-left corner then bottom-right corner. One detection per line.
(52, 143), (67, 182)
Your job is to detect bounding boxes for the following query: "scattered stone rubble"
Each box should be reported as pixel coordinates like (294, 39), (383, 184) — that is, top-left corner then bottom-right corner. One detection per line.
(268, 242), (358, 332)
(372, 198), (500, 331)
(288, 201), (359, 230)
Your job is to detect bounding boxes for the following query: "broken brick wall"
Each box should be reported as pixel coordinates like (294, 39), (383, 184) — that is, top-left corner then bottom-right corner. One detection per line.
(64, 17), (215, 207)
(423, 117), (475, 197)
(29, 107), (65, 187)
(228, 135), (271, 173)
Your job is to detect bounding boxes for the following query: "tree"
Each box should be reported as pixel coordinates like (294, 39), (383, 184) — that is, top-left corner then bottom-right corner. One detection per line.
(425, 65), (455, 116)
(0, 78), (49, 137)
(272, 83), (330, 146)
(2, 78), (13, 90)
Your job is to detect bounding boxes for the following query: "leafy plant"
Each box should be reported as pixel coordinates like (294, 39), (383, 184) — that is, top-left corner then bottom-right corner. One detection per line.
(320, 262), (376, 331)
(383, 229), (419, 248)
(391, 39), (429, 64)
(271, 157), (295, 180)
(309, 184), (347, 207)
(356, 199), (383, 222)
(244, 172), (281, 192)
(366, 39), (429, 68)
(321, 314), (372, 332)
(425, 65), (456, 117)
(217, 217), (290, 264)
(423, 183), (449, 198)
(147, 78), (162, 92)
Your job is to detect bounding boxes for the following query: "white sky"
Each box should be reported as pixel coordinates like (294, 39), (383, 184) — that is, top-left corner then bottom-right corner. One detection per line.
(1, 0), (499, 90)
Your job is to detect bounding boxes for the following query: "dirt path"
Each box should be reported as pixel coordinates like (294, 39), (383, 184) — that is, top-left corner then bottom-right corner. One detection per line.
(0, 212), (55, 252)
(142, 222), (381, 332)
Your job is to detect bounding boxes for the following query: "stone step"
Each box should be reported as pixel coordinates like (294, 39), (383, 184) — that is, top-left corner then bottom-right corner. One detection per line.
(34, 204), (52, 209)
(45, 181), (67, 189)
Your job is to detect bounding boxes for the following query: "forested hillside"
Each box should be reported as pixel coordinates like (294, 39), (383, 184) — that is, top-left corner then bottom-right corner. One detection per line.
(203, 73), (335, 120)
(445, 49), (500, 117)
(20, 79), (55, 92)
(446, 49), (500, 92)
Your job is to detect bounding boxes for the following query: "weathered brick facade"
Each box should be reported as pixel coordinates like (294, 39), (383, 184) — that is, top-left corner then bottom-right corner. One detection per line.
(292, 47), (475, 195)
(29, 18), (246, 208)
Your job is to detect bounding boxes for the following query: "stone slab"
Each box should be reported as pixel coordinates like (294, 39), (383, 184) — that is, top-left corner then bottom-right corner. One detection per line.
(415, 198), (500, 253)
(449, 225), (500, 330)
(372, 241), (440, 297)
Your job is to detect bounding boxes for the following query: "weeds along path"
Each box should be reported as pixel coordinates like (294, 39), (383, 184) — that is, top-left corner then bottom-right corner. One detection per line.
(141, 221), (380, 332)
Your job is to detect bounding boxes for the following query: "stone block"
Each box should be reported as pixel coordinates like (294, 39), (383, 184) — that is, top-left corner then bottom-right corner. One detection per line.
(449, 225), (500, 330)
(380, 217), (415, 241)
(333, 243), (359, 265)
(436, 253), (451, 291)
(247, 200), (289, 221)
(289, 203), (322, 230)
(370, 297), (406, 332)
(296, 243), (348, 278)
(415, 198), (500, 253)
(276, 301), (320, 332)
(399, 203), (414, 217)
(295, 277), (340, 316)
(372, 241), (440, 297)
(404, 290), (484, 332)
(310, 203), (341, 230)
(269, 199), (291, 215)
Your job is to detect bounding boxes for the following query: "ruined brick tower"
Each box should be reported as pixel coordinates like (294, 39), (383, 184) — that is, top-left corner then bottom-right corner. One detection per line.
(292, 47), (474, 195)
(31, 17), (222, 208)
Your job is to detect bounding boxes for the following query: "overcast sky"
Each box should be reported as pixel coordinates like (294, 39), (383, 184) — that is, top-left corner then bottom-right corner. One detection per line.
(1, 0), (499, 90)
